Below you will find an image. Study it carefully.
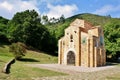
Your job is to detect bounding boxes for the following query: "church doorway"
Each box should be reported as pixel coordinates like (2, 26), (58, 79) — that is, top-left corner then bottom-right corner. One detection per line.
(67, 51), (75, 65)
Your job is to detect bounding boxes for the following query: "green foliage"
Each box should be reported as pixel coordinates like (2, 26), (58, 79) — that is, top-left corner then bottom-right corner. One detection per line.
(41, 15), (48, 25)
(66, 13), (112, 26)
(9, 42), (26, 60)
(55, 22), (70, 39)
(104, 19), (120, 60)
(0, 16), (9, 24)
(7, 10), (41, 42)
(6, 10), (56, 53)
(59, 15), (65, 23)
(0, 16), (9, 43)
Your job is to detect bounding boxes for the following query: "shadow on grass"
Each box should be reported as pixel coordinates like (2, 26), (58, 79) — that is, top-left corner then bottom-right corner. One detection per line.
(27, 46), (58, 57)
(18, 58), (39, 62)
(0, 42), (11, 47)
(0, 44), (5, 48)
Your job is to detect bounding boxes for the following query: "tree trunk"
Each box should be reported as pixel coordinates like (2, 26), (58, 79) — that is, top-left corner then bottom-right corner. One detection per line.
(2, 59), (15, 74)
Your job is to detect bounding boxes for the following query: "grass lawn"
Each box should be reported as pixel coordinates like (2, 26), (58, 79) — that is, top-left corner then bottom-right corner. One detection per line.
(0, 45), (66, 80)
(107, 74), (120, 80)
(106, 64), (120, 80)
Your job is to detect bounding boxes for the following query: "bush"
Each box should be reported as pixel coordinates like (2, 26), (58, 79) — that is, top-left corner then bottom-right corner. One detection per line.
(9, 42), (26, 60)
(104, 19), (120, 61)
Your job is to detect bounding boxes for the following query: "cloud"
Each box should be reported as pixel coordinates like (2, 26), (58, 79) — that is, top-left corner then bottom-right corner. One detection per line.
(0, 0), (40, 19)
(45, 4), (78, 18)
(93, 5), (120, 15)
(0, 1), (13, 11)
(38, 0), (62, 3)
(0, 0), (78, 19)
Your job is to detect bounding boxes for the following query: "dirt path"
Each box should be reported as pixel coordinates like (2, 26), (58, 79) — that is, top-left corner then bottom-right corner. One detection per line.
(26, 64), (120, 80)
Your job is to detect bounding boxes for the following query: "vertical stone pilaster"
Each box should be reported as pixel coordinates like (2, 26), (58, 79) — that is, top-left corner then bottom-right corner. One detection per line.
(89, 38), (92, 67)
(89, 37), (94, 67)
(58, 40), (62, 64)
(97, 48), (100, 66)
(101, 48), (106, 66)
(87, 38), (90, 67)
(94, 47), (97, 67)
(93, 38), (95, 67)
(101, 49), (103, 66)
(100, 48), (102, 66)
(103, 49), (106, 65)
(76, 28), (81, 66)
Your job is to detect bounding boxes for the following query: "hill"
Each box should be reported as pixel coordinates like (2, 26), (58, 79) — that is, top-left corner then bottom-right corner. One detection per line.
(48, 13), (120, 40)
(67, 13), (112, 26)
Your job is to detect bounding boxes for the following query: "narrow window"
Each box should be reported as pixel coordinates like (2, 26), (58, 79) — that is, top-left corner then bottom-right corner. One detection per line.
(70, 35), (73, 42)
(70, 35), (73, 39)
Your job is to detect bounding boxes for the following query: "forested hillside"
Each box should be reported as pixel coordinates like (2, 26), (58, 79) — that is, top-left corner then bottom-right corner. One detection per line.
(0, 10), (120, 61)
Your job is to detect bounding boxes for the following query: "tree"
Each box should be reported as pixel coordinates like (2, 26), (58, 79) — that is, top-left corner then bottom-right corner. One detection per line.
(9, 42), (26, 60)
(49, 17), (59, 24)
(0, 16), (9, 43)
(7, 10), (56, 53)
(59, 15), (65, 23)
(7, 10), (41, 42)
(41, 15), (48, 25)
(104, 19), (120, 60)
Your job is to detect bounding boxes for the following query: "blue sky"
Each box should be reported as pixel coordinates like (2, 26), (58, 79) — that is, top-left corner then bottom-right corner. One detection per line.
(0, 0), (120, 19)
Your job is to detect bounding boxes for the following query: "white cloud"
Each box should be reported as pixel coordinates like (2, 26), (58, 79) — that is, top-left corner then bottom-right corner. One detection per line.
(93, 5), (120, 15)
(0, 1), (13, 11)
(38, 0), (62, 3)
(45, 4), (78, 18)
(0, 0), (78, 19)
(0, 0), (40, 19)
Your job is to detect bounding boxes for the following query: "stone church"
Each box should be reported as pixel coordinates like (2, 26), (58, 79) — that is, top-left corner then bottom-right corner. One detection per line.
(58, 19), (106, 67)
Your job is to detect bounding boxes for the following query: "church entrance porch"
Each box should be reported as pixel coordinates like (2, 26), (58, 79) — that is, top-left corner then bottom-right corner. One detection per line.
(67, 51), (75, 65)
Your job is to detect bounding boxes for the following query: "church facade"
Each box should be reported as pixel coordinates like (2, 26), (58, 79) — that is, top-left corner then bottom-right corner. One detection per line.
(58, 19), (106, 67)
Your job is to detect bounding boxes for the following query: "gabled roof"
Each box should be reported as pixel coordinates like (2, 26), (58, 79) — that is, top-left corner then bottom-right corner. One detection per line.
(70, 19), (95, 31)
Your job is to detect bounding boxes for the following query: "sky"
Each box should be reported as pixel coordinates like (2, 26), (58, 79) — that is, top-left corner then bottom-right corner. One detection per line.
(0, 0), (120, 19)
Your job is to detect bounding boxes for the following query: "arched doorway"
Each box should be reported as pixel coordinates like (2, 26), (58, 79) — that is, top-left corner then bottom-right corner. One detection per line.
(67, 51), (75, 65)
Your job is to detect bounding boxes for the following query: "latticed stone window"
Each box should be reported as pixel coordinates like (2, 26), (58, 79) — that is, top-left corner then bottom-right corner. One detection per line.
(81, 37), (86, 44)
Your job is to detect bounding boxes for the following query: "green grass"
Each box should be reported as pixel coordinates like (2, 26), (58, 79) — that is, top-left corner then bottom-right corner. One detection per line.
(0, 45), (66, 80)
(7, 62), (66, 80)
(25, 50), (58, 64)
(106, 74), (120, 80)
(0, 63), (66, 80)
(106, 64), (120, 80)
